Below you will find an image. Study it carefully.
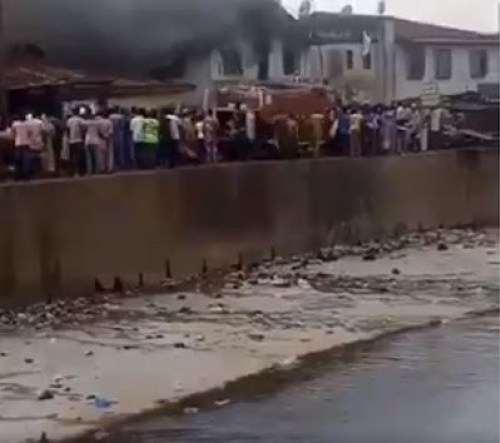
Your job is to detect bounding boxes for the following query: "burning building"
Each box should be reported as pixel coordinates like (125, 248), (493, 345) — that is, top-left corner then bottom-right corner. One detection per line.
(4, 0), (293, 76)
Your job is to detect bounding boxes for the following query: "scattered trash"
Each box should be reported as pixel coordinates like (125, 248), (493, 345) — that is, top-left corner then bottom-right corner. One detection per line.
(37, 389), (54, 401)
(362, 252), (377, 261)
(215, 399), (231, 407)
(174, 342), (187, 349)
(52, 375), (63, 384)
(280, 356), (298, 369)
(271, 276), (291, 288)
(94, 396), (114, 409)
(297, 278), (311, 289)
(391, 268), (401, 275)
(178, 306), (192, 314)
(209, 304), (227, 314)
(248, 333), (265, 342)
(429, 317), (443, 327)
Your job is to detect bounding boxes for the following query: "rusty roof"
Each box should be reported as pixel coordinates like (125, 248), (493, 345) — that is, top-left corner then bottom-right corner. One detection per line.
(3, 62), (195, 96)
(3, 62), (110, 90)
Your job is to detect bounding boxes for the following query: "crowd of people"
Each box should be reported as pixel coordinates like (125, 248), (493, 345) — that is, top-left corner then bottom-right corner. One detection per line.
(0, 101), (454, 181)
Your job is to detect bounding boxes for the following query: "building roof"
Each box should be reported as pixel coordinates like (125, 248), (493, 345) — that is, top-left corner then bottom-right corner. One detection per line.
(296, 12), (499, 45)
(3, 62), (195, 96)
(3, 63), (109, 90)
(393, 17), (499, 44)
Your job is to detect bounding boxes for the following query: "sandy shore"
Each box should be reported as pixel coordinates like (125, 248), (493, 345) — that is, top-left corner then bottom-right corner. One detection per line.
(0, 229), (498, 443)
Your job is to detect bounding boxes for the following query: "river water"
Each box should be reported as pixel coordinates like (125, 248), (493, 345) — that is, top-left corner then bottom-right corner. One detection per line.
(107, 316), (499, 443)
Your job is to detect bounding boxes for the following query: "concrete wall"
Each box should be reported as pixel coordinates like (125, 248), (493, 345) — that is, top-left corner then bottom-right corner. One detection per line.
(395, 44), (500, 100)
(0, 149), (497, 307)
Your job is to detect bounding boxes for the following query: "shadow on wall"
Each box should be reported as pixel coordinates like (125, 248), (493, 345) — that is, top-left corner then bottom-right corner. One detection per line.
(0, 148), (497, 307)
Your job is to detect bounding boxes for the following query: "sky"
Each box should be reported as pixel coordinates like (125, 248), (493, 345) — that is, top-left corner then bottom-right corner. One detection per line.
(281, 0), (499, 32)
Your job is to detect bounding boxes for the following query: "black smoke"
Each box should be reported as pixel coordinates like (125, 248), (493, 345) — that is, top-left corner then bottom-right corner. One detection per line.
(3, 0), (290, 77)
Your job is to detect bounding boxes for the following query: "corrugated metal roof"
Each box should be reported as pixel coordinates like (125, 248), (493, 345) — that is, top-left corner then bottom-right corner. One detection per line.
(3, 63), (109, 90)
(3, 62), (196, 96)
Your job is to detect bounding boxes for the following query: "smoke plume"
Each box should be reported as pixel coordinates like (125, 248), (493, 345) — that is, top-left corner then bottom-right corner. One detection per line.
(3, 0), (289, 77)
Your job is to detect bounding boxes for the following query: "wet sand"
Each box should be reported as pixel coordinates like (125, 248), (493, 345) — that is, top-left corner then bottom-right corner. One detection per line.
(0, 229), (498, 442)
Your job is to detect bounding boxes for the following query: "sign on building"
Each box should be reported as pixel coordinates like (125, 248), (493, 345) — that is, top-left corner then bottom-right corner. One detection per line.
(420, 81), (441, 107)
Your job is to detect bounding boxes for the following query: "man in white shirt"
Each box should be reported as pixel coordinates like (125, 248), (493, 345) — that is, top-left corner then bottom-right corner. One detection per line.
(26, 113), (46, 177)
(158, 108), (182, 168)
(130, 108), (146, 156)
(66, 108), (86, 176)
(11, 115), (32, 180)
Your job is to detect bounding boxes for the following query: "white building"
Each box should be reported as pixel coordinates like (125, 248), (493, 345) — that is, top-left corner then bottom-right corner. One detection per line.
(293, 13), (500, 104)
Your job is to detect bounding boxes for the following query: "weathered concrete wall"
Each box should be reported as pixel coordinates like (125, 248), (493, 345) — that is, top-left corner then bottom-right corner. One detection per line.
(0, 148), (497, 307)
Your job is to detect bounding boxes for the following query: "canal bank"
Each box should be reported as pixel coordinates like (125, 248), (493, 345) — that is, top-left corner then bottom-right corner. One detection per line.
(0, 228), (498, 442)
(0, 148), (498, 306)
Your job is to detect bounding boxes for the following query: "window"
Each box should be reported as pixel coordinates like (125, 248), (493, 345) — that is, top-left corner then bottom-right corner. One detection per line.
(219, 48), (243, 76)
(346, 50), (354, 70)
(283, 49), (298, 76)
(363, 52), (372, 70)
(470, 49), (488, 79)
(406, 45), (426, 80)
(434, 49), (452, 80)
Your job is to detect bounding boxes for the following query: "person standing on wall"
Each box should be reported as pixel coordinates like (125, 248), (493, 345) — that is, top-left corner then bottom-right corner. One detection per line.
(140, 109), (159, 169)
(429, 106), (444, 150)
(96, 110), (114, 173)
(26, 112), (46, 177)
(336, 107), (351, 156)
(203, 109), (219, 163)
(66, 108), (86, 176)
(10, 114), (31, 180)
(109, 107), (126, 171)
(195, 113), (205, 163)
(395, 102), (411, 155)
(349, 107), (363, 157)
(83, 110), (100, 174)
(130, 108), (146, 168)
(166, 109), (182, 168)
(327, 107), (339, 156)
(41, 114), (57, 174)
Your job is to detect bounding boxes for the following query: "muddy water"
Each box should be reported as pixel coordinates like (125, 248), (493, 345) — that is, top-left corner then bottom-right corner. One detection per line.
(106, 316), (499, 443)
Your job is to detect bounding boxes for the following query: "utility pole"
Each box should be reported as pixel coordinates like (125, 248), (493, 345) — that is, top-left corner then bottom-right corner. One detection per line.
(0, 0), (9, 123)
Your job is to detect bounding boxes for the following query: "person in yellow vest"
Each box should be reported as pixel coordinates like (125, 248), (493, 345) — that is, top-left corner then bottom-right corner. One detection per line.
(138, 109), (159, 169)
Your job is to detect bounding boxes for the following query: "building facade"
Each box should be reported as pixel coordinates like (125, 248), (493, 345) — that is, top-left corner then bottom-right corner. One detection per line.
(295, 13), (500, 104)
